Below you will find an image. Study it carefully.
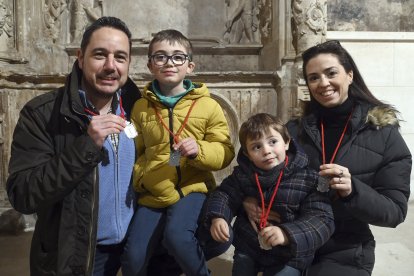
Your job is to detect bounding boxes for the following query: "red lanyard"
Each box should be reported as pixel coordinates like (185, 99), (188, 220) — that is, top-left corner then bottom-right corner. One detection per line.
(255, 156), (288, 230)
(154, 100), (197, 144)
(84, 96), (125, 119)
(320, 111), (352, 164)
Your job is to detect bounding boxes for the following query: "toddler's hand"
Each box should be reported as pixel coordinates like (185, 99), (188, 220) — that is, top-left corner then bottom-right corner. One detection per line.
(210, 218), (230, 243)
(259, 226), (289, 247)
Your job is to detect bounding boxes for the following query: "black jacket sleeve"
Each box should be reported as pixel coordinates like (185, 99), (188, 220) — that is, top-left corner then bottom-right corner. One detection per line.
(6, 100), (104, 214)
(343, 126), (411, 227)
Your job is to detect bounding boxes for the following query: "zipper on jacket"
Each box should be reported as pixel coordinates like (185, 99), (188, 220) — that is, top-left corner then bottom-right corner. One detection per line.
(86, 168), (98, 274)
(168, 107), (184, 198)
(114, 143), (122, 240)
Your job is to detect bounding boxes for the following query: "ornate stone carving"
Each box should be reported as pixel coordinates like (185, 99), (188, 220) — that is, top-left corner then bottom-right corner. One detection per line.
(223, 0), (260, 44)
(290, 0), (327, 117)
(70, 0), (104, 43)
(258, 0), (272, 40)
(305, 1), (326, 34)
(43, 0), (68, 43)
(291, 0), (326, 54)
(0, 0), (14, 50)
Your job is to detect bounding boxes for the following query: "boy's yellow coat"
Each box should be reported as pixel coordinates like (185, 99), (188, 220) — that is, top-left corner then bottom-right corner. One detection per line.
(131, 82), (235, 208)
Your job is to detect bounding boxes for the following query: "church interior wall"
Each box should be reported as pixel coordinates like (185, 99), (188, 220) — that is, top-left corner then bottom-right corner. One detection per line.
(1, 0), (414, 211)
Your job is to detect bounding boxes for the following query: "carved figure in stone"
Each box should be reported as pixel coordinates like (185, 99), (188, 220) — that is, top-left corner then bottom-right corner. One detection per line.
(305, 0), (326, 35)
(291, 0), (304, 53)
(258, 0), (271, 40)
(223, 0), (258, 44)
(70, 0), (104, 43)
(0, 1), (13, 38)
(291, 0), (326, 55)
(84, 0), (105, 21)
(44, 0), (68, 43)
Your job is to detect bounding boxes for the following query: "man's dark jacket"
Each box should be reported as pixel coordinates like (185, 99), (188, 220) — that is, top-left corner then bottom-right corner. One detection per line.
(6, 61), (140, 276)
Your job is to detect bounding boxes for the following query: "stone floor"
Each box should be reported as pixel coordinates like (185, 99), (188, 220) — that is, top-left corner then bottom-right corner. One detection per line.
(1, 201), (413, 275)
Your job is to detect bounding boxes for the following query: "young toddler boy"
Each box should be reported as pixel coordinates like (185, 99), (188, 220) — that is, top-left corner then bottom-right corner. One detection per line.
(203, 113), (334, 276)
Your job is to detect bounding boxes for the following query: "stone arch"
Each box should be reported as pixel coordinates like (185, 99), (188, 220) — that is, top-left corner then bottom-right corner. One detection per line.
(210, 92), (240, 150)
(210, 92), (240, 184)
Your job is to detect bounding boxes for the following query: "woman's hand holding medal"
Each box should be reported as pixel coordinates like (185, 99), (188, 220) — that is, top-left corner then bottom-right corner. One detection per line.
(319, 164), (352, 197)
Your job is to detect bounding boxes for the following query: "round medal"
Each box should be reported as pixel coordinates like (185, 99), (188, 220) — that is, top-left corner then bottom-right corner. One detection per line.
(258, 234), (272, 250)
(317, 175), (331, 192)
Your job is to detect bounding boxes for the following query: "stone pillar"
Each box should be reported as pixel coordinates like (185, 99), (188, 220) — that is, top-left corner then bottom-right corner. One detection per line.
(290, 0), (327, 117)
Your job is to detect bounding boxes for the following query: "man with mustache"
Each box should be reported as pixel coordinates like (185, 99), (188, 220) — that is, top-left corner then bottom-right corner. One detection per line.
(6, 16), (140, 276)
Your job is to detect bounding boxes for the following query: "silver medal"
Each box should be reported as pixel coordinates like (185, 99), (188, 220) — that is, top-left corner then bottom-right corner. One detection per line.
(317, 175), (331, 192)
(124, 121), (138, 139)
(258, 234), (272, 250)
(169, 150), (181, 166)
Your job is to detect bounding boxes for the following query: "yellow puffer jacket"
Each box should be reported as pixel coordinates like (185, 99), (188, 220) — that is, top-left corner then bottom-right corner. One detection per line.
(131, 82), (235, 208)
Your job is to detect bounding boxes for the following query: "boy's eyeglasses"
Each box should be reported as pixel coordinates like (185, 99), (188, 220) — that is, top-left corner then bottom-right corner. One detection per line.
(149, 54), (190, 66)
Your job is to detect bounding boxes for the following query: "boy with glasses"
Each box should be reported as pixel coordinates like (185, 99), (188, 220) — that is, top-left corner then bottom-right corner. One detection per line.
(123, 29), (235, 276)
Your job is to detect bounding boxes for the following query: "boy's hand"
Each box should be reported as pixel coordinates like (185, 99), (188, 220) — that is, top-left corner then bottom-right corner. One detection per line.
(243, 197), (281, 232)
(173, 137), (199, 158)
(87, 114), (126, 148)
(259, 226), (289, 247)
(210, 218), (230, 243)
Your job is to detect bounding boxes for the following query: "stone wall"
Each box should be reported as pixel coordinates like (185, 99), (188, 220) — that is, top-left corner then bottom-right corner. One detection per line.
(0, 0), (301, 207)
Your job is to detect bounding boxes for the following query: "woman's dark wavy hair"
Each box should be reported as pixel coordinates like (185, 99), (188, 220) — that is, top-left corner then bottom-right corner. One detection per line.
(301, 40), (393, 115)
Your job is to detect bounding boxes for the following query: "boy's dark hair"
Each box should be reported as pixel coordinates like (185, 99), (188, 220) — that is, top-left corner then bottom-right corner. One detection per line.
(239, 113), (290, 153)
(148, 29), (193, 60)
(80, 16), (132, 54)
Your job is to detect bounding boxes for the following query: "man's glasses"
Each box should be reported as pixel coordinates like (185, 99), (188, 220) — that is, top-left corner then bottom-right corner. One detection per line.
(149, 54), (190, 66)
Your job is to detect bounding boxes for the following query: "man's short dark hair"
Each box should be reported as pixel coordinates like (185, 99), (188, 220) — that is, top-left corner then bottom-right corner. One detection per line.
(80, 16), (132, 53)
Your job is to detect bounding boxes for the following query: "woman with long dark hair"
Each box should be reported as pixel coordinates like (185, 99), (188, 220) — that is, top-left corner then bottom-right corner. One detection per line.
(286, 40), (411, 275)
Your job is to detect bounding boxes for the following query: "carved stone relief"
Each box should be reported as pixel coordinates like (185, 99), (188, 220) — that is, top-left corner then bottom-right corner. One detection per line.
(290, 0), (327, 117)
(0, 0), (14, 51)
(43, 0), (68, 43)
(223, 0), (258, 44)
(223, 0), (271, 44)
(291, 0), (326, 55)
(70, 0), (104, 43)
(258, 0), (272, 41)
(0, 0), (296, 212)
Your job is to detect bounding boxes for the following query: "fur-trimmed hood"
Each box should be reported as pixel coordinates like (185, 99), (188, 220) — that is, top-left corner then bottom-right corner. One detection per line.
(366, 105), (400, 128)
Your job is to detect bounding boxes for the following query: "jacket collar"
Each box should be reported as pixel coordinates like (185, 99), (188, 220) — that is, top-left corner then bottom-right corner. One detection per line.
(142, 81), (209, 107)
(304, 98), (399, 130)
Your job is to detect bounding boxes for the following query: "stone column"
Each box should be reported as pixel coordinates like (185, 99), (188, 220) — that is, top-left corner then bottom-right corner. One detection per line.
(290, 0), (327, 117)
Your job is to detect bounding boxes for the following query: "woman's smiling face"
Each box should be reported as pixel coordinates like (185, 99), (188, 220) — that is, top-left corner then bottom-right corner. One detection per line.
(305, 53), (353, 108)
